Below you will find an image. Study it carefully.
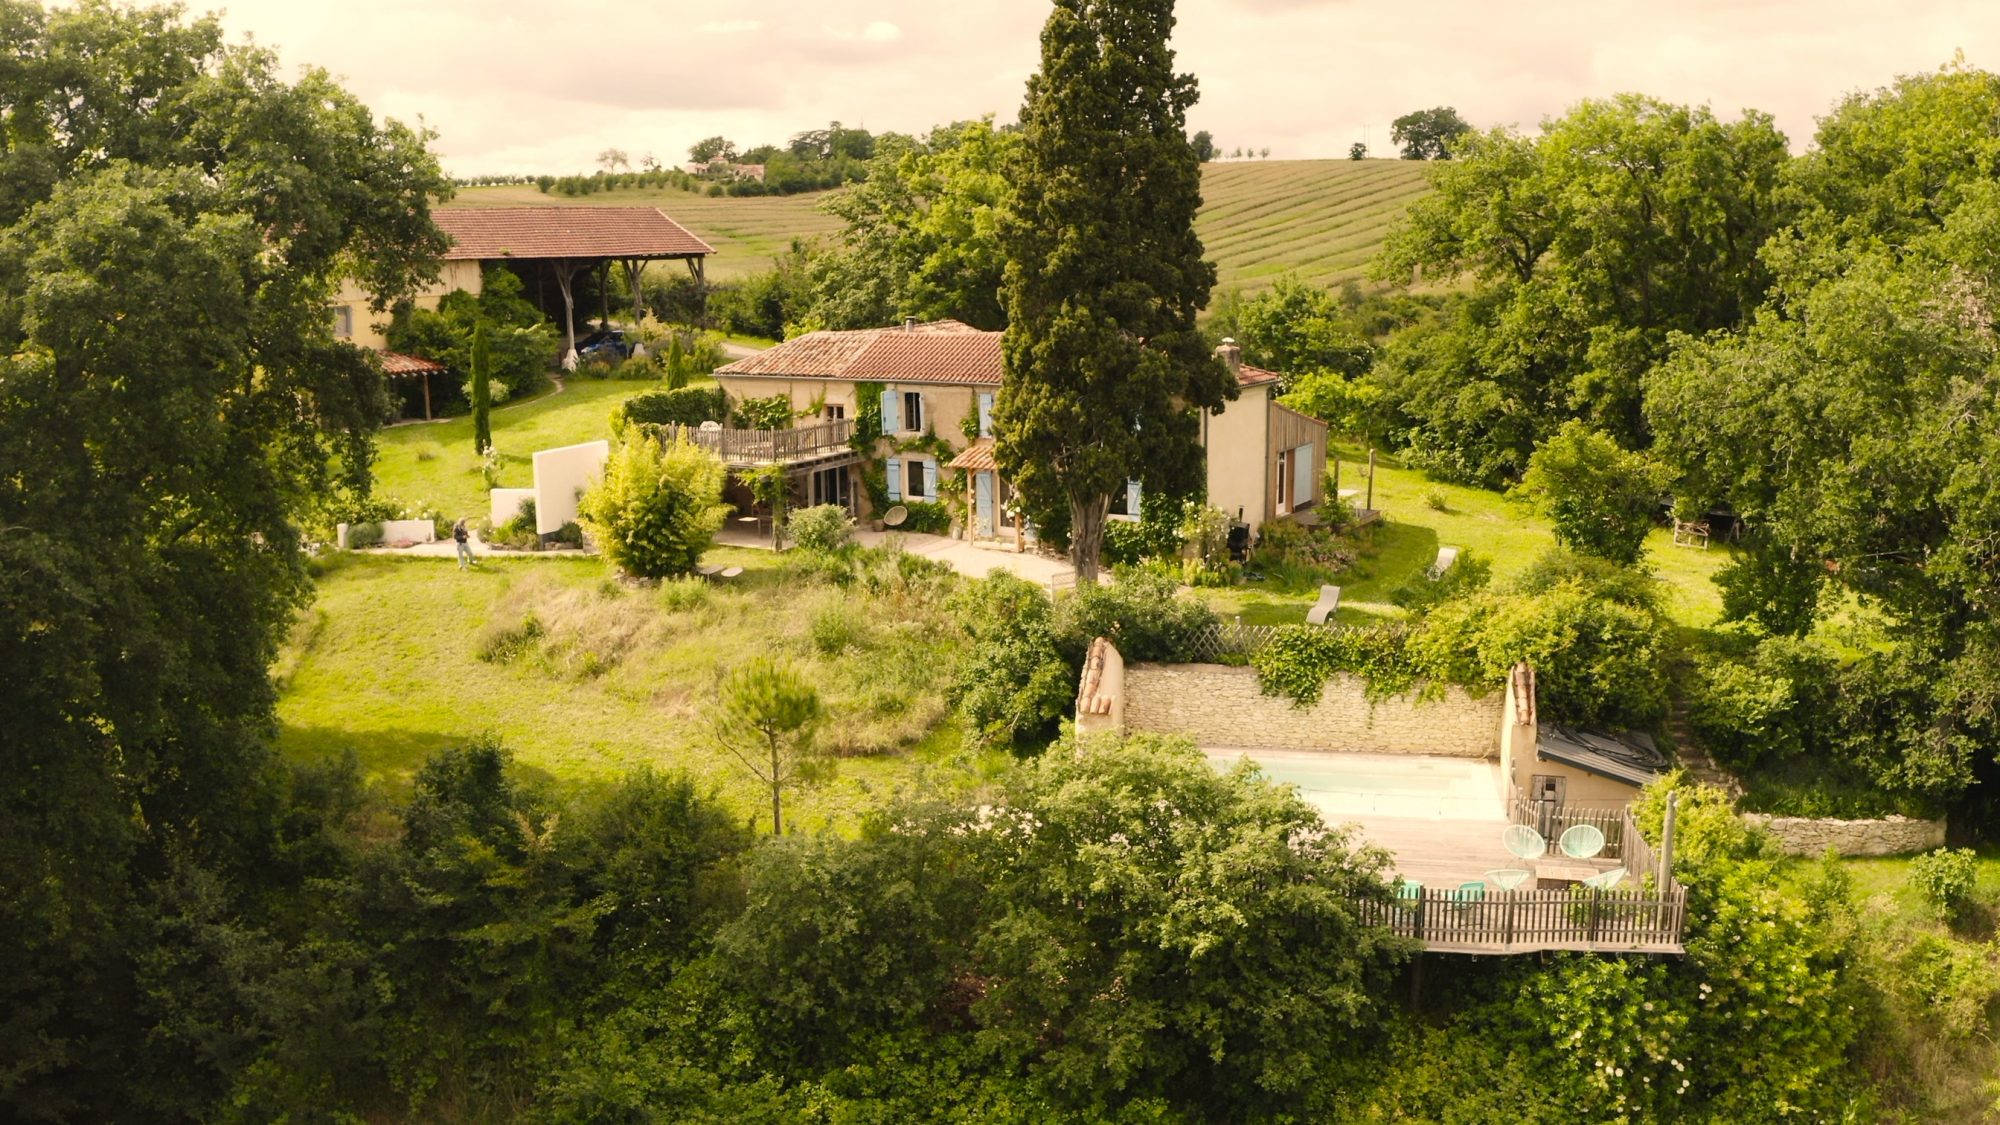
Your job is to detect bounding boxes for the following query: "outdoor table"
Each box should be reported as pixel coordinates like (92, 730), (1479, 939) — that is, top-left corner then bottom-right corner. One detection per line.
(1534, 858), (1599, 889)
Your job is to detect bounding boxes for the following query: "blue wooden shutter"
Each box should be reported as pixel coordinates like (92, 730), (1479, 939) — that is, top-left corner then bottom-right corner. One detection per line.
(975, 471), (996, 537)
(886, 456), (902, 501)
(978, 392), (994, 437)
(1126, 478), (1142, 516)
(881, 386), (900, 433)
(923, 461), (939, 501)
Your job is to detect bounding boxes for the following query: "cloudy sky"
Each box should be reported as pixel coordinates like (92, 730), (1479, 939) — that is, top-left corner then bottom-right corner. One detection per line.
(207, 0), (1995, 175)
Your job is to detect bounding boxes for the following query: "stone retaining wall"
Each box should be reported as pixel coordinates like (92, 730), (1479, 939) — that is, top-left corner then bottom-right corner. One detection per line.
(1121, 663), (1501, 757)
(1740, 813), (1946, 857)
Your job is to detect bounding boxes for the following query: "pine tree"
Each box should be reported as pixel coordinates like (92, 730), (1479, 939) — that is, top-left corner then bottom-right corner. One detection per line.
(471, 320), (493, 454)
(994, 0), (1234, 582)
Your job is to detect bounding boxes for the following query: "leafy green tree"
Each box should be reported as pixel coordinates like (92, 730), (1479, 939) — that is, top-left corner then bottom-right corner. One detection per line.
(471, 320), (493, 454)
(688, 135), (736, 164)
(0, 3), (447, 1112)
(386, 266), (558, 401)
(1389, 106), (1471, 159)
(1513, 421), (1672, 564)
(1231, 274), (1373, 378)
(576, 433), (730, 578)
(949, 572), (1074, 746)
(1190, 129), (1216, 161)
(996, 0), (1236, 582)
(1370, 97), (1790, 481)
(802, 119), (1019, 330)
(1348, 141), (1368, 160)
(714, 657), (825, 835)
(974, 734), (1409, 1113)
(1645, 66), (2000, 802)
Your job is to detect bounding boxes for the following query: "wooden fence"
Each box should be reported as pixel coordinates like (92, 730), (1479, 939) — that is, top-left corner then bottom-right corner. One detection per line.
(1352, 884), (1687, 954)
(1510, 796), (1632, 861)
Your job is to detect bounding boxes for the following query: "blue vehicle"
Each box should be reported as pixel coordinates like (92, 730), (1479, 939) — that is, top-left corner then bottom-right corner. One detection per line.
(576, 328), (630, 361)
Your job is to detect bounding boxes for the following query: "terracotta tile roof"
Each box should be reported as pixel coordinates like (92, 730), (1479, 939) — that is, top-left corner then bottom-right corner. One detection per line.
(949, 437), (999, 471)
(846, 331), (1003, 385)
(433, 207), (714, 261)
(715, 329), (880, 378)
(377, 350), (447, 375)
(1236, 363), (1283, 387)
(716, 323), (1002, 385)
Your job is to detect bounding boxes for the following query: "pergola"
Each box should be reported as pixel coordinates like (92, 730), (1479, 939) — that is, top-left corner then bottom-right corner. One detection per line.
(431, 207), (715, 365)
(379, 350), (450, 420)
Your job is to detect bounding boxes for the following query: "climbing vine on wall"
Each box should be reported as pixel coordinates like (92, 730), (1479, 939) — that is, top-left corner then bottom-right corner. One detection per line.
(1250, 624), (1427, 708)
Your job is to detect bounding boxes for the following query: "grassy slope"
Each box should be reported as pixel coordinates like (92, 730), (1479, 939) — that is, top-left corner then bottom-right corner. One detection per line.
(1196, 159), (1433, 295)
(1202, 437), (1736, 628)
(277, 550), (979, 828)
(371, 378), (709, 521)
(451, 159), (1433, 295)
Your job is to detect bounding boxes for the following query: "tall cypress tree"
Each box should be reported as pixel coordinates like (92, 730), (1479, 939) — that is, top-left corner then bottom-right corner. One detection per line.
(994, 0), (1234, 582)
(471, 320), (493, 455)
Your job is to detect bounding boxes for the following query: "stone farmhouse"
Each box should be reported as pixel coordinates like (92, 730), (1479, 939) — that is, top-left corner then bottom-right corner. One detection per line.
(711, 318), (1329, 541)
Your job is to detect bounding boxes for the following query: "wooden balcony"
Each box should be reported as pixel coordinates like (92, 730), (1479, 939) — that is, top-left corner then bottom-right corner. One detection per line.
(1352, 883), (1687, 956)
(649, 418), (859, 470)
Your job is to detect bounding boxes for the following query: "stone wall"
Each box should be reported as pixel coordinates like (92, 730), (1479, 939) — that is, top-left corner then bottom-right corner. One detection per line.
(1741, 813), (1946, 857)
(1121, 663), (1502, 757)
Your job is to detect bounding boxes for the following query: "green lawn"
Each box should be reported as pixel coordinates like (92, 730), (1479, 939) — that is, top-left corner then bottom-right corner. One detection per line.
(372, 378), (702, 521)
(1201, 438), (1735, 627)
(277, 550), (981, 831)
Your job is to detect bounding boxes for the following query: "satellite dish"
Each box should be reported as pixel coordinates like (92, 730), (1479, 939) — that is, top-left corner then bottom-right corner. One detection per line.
(883, 504), (908, 528)
(699, 420), (723, 433)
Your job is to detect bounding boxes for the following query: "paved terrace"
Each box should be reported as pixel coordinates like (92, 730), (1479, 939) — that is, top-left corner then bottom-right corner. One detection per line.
(1205, 749), (1685, 955)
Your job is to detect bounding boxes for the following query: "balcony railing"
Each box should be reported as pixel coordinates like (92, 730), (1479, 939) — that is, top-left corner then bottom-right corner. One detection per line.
(648, 418), (855, 467)
(1351, 883), (1687, 955)
(1510, 795), (1635, 861)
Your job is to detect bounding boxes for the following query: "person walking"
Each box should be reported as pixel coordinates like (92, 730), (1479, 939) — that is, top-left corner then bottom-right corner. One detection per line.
(453, 518), (476, 569)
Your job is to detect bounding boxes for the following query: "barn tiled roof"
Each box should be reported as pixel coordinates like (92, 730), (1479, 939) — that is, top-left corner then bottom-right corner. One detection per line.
(1236, 363), (1283, 387)
(377, 350), (447, 376)
(433, 207), (714, 261)
(717, 321), (1000, 384)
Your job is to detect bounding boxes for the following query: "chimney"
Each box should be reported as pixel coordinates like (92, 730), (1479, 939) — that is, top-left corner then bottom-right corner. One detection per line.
(903, 316), (917, 333)
(1216, 337), (1242, 375)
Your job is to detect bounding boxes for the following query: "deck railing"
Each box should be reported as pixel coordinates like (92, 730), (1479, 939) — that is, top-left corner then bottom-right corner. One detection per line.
(1510, 796), (1632, 860)
(1352, 884), (1687, 954)
(648, 418), (855, 466)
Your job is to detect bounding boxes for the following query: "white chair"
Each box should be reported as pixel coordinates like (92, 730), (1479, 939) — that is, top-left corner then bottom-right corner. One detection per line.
(1427, 546), (1459, 580)
(1305, 585), (1342, 625)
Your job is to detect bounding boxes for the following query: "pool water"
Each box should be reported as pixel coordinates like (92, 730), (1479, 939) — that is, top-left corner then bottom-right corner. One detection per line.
(1205, 748), (1506, 822)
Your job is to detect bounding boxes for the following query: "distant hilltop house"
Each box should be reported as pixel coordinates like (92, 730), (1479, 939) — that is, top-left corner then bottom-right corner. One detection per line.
(683, 160), (765, 182)
(710, 319), (1327, 541)
(331, 206), (713, 416)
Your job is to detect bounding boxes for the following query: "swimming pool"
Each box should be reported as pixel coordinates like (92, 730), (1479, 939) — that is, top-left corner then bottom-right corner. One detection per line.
(1204, 748), (1506, 822)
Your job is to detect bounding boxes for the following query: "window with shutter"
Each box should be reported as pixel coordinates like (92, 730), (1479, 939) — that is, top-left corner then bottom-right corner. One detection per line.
(886, 456), (903, 501)
(902, 391), (924, 432)
(977, 392), (994, 437)
(923, 461), (938, 501)
(881, 387), (901, 434)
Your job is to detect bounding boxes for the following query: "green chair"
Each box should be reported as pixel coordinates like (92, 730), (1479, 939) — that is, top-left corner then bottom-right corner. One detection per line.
(1580, 867), (1627, 890)
(1395, 879), (1423, 904)
(1454, 881), (1486, 904)
(1501, 824), (1547, 860)
(1559, 823), (1607, 860)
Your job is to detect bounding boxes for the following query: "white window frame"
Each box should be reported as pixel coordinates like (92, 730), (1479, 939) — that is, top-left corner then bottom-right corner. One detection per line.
(903, 455), (931, 500)
(901, 390), (924, 433)
(330, 305), (354, 339)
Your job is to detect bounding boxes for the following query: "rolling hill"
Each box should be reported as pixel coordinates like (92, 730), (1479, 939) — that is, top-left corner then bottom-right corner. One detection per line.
(450, 159), (1433, 293)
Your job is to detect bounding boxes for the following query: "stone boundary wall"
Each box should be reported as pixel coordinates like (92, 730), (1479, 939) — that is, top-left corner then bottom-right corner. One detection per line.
(1121, 663), (1501, 758)
(1741, 813), (1946, 857)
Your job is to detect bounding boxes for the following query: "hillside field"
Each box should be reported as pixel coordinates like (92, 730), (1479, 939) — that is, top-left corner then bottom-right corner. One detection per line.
(451, 159), (1433, 292)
